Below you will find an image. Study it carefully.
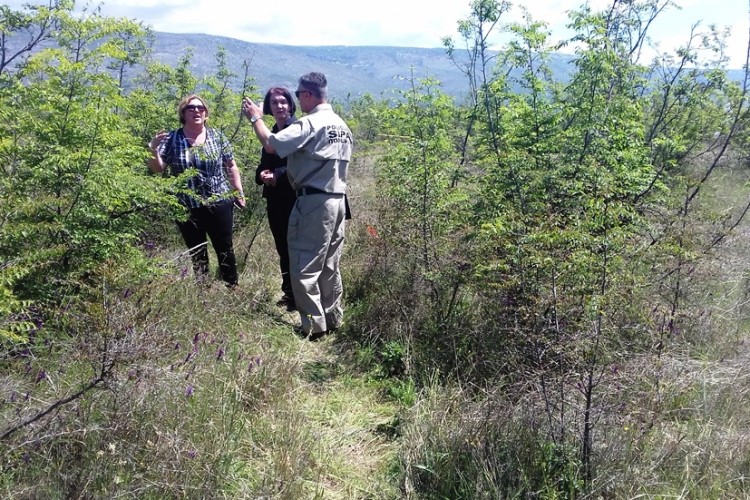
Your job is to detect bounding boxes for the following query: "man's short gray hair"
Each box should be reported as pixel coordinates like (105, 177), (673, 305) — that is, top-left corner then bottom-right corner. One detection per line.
(298, 72), (328, 100)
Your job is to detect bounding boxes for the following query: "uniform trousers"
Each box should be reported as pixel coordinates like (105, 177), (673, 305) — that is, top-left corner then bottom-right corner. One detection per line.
(288, 193), (346, 334)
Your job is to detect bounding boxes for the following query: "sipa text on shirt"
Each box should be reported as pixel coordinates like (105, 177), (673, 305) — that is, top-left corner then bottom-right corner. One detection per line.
(326, 125), (352, 144)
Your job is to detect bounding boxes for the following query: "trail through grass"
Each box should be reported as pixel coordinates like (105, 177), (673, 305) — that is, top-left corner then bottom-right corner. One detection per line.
(187, 271), (402, 499)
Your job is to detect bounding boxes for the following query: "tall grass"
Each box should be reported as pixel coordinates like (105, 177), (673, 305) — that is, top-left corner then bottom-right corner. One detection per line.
(1, 223), (400, 498)
(3, 143), (750, 500)
(373, 162), (750, 499)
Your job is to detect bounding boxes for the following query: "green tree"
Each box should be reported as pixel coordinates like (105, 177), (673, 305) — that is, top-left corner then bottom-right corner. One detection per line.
(346, 73), (472, 380)
(0, 4), (171, 339)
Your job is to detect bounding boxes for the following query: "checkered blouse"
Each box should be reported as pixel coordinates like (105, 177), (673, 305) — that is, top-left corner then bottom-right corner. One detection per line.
(158, 127), (235, 209)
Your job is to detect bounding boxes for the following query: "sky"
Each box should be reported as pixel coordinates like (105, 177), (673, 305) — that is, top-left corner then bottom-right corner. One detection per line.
(6, 0), (749, 67)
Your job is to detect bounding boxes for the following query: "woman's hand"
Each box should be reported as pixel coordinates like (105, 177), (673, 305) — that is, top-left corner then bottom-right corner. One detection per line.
(149, 130), (168, 153)
(260, 169), (276, 187)
(147, 130), (169, 174)
(234, 193), (246, 209)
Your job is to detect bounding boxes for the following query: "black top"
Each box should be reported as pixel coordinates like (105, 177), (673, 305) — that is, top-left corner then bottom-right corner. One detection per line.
(255, 122), (296, 206)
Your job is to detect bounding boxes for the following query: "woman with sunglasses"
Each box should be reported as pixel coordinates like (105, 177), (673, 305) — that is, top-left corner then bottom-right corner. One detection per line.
(148, 94), (246, 287)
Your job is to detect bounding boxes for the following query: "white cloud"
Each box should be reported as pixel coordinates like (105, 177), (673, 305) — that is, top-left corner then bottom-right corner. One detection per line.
(3, 0), (748, 66)
(515, 0), (747, 66)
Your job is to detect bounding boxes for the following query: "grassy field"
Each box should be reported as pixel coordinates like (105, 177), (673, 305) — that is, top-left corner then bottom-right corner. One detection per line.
(0, 219), (403, 498)
(4, 151), (750, 499)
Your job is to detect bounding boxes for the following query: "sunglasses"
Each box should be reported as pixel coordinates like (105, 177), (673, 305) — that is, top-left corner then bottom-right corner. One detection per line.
(184, 105), (207, 113)
(294, 90), (311, 98)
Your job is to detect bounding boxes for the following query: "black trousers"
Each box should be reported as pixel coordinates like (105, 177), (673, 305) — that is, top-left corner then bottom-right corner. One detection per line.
(267, 198), (294, 298)
(176, 199), (238, 286)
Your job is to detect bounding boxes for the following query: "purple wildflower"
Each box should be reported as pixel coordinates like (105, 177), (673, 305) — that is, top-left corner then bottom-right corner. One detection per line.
(248, 356), (262, 372)
(186, 450), (197, 459)
(123, 288), (133, 299)
(216, 347), (225, 361)
(180, 267), (189, 278)
(185, 384), (194, 397)
(35, 370), (46, 384)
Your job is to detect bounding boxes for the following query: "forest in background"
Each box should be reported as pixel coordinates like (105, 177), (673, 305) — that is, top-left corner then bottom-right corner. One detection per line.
(3, 0), (750, 498)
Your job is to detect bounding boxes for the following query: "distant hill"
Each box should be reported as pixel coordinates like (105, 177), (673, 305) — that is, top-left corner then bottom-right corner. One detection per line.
(10, 30), (744, 102)
(146, 33), (584, 103)
(147, 32), (473, 101)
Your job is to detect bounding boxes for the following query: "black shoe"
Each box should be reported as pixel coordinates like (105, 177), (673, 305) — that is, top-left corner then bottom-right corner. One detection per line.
(276, 296), (296, 311)
(308, 330), (328, 342)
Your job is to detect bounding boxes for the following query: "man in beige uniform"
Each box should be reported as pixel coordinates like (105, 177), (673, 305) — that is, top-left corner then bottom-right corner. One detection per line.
(242, 72), (353, 340)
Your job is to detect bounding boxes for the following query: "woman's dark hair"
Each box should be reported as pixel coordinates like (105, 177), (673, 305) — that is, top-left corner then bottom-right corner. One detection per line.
(263, 86), (296, 116)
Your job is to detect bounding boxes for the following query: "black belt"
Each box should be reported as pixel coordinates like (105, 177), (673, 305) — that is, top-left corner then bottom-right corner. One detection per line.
(294, 188), (352, 219)
(296, 187), (339, 196)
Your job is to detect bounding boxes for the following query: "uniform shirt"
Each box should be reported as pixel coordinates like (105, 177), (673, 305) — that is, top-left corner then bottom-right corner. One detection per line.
(158, 127), (234, 209)
(268, 103), (353, 193)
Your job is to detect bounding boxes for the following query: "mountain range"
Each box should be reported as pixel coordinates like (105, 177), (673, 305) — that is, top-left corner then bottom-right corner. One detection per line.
(147, 32), (476, 101)
(149, 32), (746, 104)
(10, 30), (743, 102)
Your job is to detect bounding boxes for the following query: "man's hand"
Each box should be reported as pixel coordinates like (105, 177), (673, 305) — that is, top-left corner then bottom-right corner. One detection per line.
(242, 97), (263, 121)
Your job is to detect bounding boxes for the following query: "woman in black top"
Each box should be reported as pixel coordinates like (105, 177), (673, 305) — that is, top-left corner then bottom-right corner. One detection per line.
(255, 87), (297, 310)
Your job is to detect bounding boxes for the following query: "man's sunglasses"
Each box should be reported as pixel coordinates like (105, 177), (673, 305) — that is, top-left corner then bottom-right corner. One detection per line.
(184, 105), (207, 113)
(294, 90), (311, 98)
